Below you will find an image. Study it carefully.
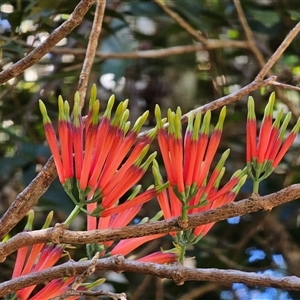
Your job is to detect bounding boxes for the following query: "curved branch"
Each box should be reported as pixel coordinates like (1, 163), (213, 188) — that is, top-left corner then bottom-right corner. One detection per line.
(1, 183), (300, 261)
(2, 255), (300, 297)
(0, 0), (96, 85)
(255, 21), (300, 81)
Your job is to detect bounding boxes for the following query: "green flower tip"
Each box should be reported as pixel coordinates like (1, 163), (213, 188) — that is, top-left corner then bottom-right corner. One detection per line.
(39, 100), (51, 123)
(135, 144), (150, 166)
(133, 110), (149, 133)
(247, 96), (256, 120)
(74, 91), (80, 106)
(91, 100), (100, 124)
(113, 101), (127, 126)
(279, 112), (292, 138)
(91, 84), (97, 101)
(103, 94), (115, 119)
(122, 99), (129, 111)
(25, 210), (35, 231)
(155, 105), (163, 128)
(88, 84), (97, 109)
(174, 113), (182, 139)
(191, 112), (201, 140)
(265, 92), (276, 117)
(292, 116), (300, 133)
(273, 109), (284, 129)
(141, 151), (157, 170)
(128, 185), (142, 199)
(58, 95), (66, 120)
(201, 110), (211, 134)
(42, 211), (54, 229)
(167, 109), (175, 134)
(215, 149), (230, 170)
(64, 101), (71, 121)
(124, 121), (131, 134)
(216, 106), (226, 130)
(176, 106), (182, 119)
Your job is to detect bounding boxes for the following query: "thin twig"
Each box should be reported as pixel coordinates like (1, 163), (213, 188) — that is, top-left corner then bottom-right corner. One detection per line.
(233, 1), (300, 117)
(233, 0), (265, 68)
(255, 21), (300, 81)
(0, 0), (96, 85)
(1, 183), (300, 261)
(153, 0), (208, 44)
(77, 0), (106, 110)
(270, 81), (300, 93)
(50, 40), (248, 58)
(2, 255), (300, 297)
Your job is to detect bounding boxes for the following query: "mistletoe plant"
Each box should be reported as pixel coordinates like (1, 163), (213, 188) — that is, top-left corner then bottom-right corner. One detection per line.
(7, 87), (300, 299)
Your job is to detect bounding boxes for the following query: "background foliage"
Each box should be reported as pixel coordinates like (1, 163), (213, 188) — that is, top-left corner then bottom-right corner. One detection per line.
(1, 1), (300, 299)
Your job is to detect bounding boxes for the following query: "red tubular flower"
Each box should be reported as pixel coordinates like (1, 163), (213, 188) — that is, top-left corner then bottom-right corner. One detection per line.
(17, 243), (65, 299)
(257, 93), (275, 164)
(155, 106), (246, 240)
(272, 119), (300, 168)
(246, 96), (257, 163)
(72, 93), (83, 181)
(39, 100), (64, 183)
(111, 234), (165, 256)
(101, 183), (168, 217)
(136, 251), (178, 264)
(79, 100), (100, 192)
(246, 93), (300, 192)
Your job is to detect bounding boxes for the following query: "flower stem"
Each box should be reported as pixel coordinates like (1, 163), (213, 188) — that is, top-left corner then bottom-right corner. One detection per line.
(253, 180), (260, 194)
(178, 244), (186, 264)
(64, 204), (82, 226)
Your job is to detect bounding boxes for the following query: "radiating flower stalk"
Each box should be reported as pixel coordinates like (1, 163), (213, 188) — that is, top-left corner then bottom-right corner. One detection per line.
(246, 92), (300, 193)
(39, 85), (167, 227)
(155, 106), (247, 262)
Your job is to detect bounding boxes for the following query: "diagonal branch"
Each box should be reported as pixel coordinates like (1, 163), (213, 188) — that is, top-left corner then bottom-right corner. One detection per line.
(2, 255), (300, 297)
(0, 0), (96, 85)
(77, 0), (106, 110)
(255, 21), (300, 82)
(1, 183), (300, 261)
(153, 0), (208, 44)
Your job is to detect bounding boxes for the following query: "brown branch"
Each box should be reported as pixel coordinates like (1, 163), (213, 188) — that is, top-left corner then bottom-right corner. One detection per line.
(0, 157), (57, 240)
(2, 255), (300, 297)
(77, 0), (106, 110)
(1, 183), (300, 261)
(49, 40), (248, 58)
(270, 81), (300, 93)
(255, 21), (300, 82)
(0, 0), (96, 86)
(153, 0), (207, 44)
(233, 0), (265, 68)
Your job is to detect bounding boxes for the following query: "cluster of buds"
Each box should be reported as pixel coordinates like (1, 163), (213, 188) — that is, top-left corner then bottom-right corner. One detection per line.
(11, 211), (104, 300)
(39, 85), (167, 227)
(155, 106), (246, 244)
(246, 92), (300, 193)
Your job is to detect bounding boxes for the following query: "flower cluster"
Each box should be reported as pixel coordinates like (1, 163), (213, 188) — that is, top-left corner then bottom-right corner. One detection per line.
(246, 92), (300, 192)
(39, 85), (166, 227)
(11, 211), (104, 300)
(154, 106), (246, 244)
